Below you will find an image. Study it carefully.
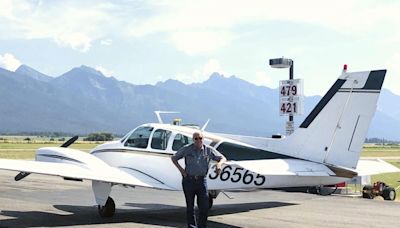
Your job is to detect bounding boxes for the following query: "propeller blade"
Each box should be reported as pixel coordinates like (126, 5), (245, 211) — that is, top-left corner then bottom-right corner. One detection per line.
(15, 172), (30, 181)
(61, 135), (79, 148)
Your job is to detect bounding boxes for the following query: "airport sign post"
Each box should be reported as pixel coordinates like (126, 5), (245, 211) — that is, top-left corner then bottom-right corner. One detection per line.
(279, 79), (304, 116)
(279, 79), (304, 135)
(269, 57), (303, 135)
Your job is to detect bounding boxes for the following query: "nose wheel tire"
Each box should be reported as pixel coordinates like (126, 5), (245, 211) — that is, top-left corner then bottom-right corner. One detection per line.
(208, 197), (214, 209)
(98, 197), (115, 217)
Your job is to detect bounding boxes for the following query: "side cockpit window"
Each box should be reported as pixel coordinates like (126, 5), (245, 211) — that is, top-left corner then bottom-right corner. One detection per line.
(172, 134), (193, 151)
(124, 126), (153, 149)
(151, 129), (171, 150)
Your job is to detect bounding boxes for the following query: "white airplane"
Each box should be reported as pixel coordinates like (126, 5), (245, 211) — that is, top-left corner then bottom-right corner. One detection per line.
(0, 68), (398, 217)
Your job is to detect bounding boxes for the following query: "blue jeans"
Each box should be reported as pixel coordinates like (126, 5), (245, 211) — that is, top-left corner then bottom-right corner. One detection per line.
(182, 177), (209, 228)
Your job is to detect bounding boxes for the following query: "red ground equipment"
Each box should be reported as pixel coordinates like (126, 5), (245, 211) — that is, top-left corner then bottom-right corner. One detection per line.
(362, 181), (396, 201)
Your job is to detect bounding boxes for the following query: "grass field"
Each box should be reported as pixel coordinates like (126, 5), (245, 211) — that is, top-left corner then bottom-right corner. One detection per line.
(0, 141), (101, 159)
(371, 160), (400, 186)
(361, 144), (400, 157)
(1, 141), (399, 158)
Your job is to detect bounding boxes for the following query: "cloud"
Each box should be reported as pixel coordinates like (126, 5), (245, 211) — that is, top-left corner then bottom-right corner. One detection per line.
(253, 71), (274, 88)
(95, 65), (114, 76)
(0, 1), (115, 52)
(54, 32), (92, 53)
(385, 53), (400, 95)
(169, 30), (234, 55)
(202, 59), (227, 77)
(127, 0), (400, 55)
(175, 61), (276, 88)
(175, 59), (228, 83)
(0, 53), (22, 71)
(2, 1), (400, 56)
(100, 39), (112, 46)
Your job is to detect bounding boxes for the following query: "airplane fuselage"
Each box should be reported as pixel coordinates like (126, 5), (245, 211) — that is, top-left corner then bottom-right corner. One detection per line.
(90, 123), (347, 190)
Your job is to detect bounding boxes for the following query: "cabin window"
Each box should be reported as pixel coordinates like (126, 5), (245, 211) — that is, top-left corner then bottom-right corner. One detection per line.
(172, 134), (193, 151)
(124, 127), (153, 149)
(151, 129), (172, 150)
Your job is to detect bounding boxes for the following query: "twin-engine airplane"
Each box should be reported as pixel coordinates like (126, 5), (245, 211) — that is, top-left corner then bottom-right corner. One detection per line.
(0, 68), (398, 217)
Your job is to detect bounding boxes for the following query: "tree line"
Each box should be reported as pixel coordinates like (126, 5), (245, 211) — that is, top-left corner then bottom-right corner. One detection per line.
(83, 132), (114, 141)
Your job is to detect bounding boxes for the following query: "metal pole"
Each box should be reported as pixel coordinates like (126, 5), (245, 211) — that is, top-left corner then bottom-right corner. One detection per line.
(289, 60), (294, 80)
(289, 61), (293, 124)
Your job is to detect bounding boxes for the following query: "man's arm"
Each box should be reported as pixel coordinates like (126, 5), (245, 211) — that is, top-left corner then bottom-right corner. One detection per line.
(171, 146), (188, 177)
(171, 157), (187, 177)
(209, 147), (226, 175)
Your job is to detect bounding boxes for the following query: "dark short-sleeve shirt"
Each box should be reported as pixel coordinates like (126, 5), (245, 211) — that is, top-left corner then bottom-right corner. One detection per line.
(172, 144), (224, 176)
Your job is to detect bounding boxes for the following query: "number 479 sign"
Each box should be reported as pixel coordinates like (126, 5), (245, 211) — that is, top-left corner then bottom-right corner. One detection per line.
(279, 79), (303, 116)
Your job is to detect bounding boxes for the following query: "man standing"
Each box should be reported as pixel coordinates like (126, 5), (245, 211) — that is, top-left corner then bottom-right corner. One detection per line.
(171, 131), (226, 228)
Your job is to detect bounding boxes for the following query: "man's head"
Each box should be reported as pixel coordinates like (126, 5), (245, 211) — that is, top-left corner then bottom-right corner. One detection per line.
(192, 132), (204, 149)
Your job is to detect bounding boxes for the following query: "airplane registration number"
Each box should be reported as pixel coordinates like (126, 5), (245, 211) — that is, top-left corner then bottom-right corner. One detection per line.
(208, 165), (266, 186)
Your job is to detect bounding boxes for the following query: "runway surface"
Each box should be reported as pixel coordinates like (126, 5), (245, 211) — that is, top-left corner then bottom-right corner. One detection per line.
(0, 170), (399, 228)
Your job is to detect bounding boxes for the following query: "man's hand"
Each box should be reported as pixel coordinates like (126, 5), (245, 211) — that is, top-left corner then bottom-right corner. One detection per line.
(180, 169), (188, 177)
(215, 157), (226, 176)
(215, 164), (222, 175)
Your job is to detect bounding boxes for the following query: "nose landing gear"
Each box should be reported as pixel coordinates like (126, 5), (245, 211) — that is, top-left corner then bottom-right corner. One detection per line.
(98, 197), (115, 217)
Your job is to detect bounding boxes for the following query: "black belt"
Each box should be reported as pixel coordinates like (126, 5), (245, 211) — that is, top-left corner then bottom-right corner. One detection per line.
(186, 175), (205, 180)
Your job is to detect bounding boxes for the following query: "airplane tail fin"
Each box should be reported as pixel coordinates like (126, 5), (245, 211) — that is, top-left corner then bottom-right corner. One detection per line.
(284, 69), (386, 169)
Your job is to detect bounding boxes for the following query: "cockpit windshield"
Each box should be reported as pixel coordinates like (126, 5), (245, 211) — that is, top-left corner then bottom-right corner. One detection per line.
(124, 126), (153, 149)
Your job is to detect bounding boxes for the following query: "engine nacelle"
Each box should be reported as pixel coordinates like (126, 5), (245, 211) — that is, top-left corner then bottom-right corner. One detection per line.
(35, 147), (109, 170)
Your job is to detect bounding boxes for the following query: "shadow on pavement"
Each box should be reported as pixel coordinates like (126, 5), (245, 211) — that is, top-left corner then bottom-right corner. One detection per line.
(0, 201), (296, 227)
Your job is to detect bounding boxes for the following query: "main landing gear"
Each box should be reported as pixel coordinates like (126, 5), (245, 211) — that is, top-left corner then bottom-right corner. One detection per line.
(98, 197), (115, 217)
(208, 190), (220, 209)
(208, 197), (214, 209)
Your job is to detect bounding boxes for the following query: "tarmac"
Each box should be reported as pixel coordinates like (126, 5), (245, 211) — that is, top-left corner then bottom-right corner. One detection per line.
(0, 170), (399, 228)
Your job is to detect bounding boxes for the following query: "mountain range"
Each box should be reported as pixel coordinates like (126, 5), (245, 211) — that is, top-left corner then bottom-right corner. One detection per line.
(0, 65), (399, 140)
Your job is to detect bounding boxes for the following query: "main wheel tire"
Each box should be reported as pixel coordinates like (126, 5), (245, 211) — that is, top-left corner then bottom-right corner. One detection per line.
(98, 197), (115, 217)
(208, 197), (214, 209)
(362, 185), (373, 199)
(319, 186), (337, 196)
(382, 187), (396, 201)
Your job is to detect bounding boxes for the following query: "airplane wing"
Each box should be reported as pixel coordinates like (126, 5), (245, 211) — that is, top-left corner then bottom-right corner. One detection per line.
(229, 158), (400, 178)
(0, 158), (175, 190)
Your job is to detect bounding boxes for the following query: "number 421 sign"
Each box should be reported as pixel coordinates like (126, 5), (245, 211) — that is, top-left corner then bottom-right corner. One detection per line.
(279, 79), (304, 116)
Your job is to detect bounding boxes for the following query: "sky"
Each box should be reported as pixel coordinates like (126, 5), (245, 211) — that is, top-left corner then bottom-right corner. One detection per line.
(0, 0), (399, 96)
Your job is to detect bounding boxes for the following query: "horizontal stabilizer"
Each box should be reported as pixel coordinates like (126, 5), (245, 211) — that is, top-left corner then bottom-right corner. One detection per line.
(229, 159), (336, 176)
(356, 159), (400, 176)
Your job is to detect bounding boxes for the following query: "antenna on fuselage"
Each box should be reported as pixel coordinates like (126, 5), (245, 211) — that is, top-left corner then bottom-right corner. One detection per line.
(201, 119), (211, 131)
(154, 111), (180, 124)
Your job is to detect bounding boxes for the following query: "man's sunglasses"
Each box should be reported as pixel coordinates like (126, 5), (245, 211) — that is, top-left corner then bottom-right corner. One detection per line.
(194, 137), (203, 141)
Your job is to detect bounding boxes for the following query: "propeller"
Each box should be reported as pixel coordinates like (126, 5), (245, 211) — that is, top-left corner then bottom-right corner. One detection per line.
(14, 172), (30, 181)
(60, 135), (79, 148)
(14, 135), (79, 181)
